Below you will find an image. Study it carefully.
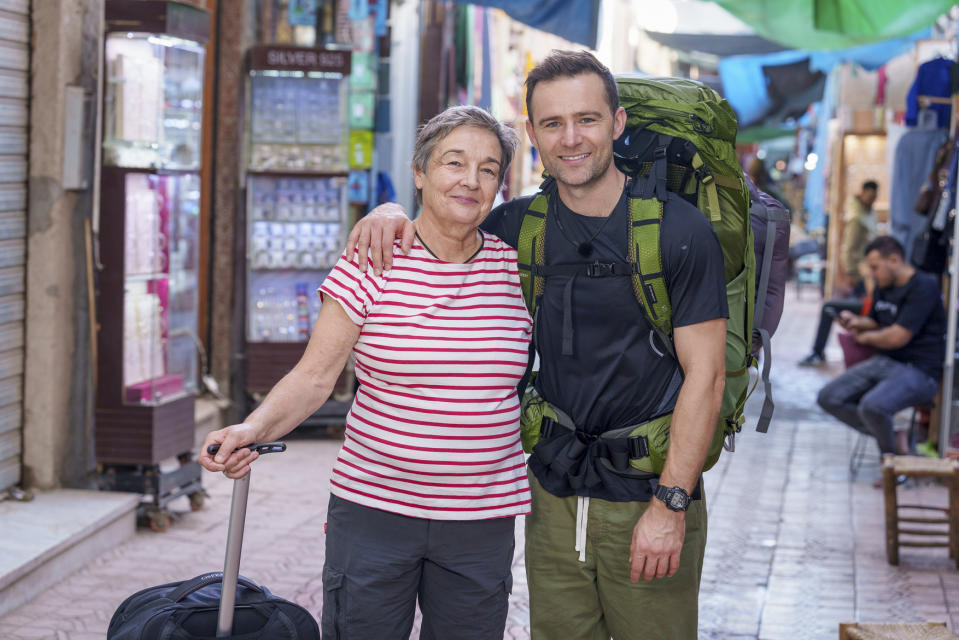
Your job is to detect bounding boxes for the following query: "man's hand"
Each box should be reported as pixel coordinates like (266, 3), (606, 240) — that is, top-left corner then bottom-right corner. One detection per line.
(198, 423), (260, 479)
(345, 203), (415, 275)
(629, 500), (686, 582)
(837, 310), (859, 331)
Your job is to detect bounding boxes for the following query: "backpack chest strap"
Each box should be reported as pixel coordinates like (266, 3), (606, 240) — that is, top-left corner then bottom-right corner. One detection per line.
(532, 261), (637, 278)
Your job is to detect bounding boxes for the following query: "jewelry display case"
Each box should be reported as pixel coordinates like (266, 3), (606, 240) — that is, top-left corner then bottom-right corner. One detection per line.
(240, 46), (355, 423)
(95, 1), (209, 530)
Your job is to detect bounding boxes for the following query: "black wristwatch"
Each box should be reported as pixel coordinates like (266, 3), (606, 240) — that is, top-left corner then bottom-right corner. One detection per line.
(654, 485), (691, 512)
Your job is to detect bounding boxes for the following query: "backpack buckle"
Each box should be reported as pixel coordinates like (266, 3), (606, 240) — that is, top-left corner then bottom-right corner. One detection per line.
(541, 417), (556, 440)
(725, 418), (742, 434)
(627, 435), (650, 459)
(586, 262), (615, 277)
(695, 165), (714, 185)
(654, 146), (667, 160)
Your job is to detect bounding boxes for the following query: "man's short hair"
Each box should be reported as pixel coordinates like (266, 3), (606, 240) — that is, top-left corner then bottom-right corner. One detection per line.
(862, 180), (879, 192)
(864, 235), (903, 259)
(525, 50), (619, 121)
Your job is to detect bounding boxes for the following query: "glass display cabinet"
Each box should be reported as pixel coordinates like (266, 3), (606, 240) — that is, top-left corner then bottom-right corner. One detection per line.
(241, 46), (355, 425)
(95, 0), (209, 531)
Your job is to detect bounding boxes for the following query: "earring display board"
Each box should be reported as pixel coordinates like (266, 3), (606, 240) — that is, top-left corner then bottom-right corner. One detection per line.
(245, 46), (351, 172)
(241, 46), (355, 426)
(246, 174), (345, 341)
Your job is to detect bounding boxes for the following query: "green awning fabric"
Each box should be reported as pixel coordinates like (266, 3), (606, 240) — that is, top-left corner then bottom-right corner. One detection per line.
(711, 0), (954, 50)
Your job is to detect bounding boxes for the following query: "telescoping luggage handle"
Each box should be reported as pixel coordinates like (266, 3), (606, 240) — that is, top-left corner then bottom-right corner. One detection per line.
(206, 442), (287, 637)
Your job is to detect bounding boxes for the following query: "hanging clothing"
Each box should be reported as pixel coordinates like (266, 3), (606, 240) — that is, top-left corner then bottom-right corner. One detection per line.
(905, 57), (954, 129)
(891, 128), (948, 261)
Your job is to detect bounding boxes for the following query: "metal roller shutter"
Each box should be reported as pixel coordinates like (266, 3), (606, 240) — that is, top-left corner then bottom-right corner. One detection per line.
(0, 0), (28, 493)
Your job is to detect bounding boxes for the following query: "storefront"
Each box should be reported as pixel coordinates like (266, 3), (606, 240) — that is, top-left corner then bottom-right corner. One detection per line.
(0, 0), (29, 494)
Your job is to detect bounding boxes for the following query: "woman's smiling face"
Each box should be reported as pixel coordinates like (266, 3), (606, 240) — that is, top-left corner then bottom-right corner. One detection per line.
(414, 125), (503, 228)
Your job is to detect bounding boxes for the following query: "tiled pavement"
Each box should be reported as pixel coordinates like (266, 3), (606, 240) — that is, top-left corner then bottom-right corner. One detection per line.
(4, 283), (959, 639)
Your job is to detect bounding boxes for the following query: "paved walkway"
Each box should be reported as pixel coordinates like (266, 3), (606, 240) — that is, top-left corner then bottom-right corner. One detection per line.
(3, 284), (959, 639)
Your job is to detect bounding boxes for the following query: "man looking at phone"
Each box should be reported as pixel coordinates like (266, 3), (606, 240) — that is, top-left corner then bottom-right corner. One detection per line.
(817, 236), (944, 456)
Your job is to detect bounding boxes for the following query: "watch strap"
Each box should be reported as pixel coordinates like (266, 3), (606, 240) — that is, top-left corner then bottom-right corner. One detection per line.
(655, 484), (690, 511)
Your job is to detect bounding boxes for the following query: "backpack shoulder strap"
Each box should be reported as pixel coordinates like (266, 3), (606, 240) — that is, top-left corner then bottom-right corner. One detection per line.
(627, 192), (673, 343)
(750, 201), (789, 435)
(517, 191), (549, 315)
(689, 151), (722, 223)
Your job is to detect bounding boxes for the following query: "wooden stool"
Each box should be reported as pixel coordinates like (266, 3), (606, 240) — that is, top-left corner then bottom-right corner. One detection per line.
(850, 403), (934, 479)
(882, 455), (959, 568)
(840, 622), (957, 639)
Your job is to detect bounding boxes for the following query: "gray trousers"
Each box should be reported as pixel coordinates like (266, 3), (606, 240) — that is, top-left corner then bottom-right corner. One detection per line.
(817, 354), (938, 454)
(321, 494), (515, 639)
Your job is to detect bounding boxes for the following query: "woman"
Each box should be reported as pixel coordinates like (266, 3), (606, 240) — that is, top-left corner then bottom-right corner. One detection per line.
(199, 105), (531, 639)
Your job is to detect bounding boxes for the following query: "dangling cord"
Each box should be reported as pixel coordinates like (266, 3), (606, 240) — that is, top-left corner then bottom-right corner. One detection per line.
(574, 495), (590, 563)
(550, 186), (626, 258)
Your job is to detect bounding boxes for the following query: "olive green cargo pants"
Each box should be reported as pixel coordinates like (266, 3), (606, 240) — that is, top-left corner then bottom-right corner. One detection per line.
(525, 472), (707, 640)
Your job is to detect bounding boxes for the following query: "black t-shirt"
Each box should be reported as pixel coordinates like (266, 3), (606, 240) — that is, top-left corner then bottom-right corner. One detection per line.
(868, 270), (946, 380)
(481, 186), (728, 500)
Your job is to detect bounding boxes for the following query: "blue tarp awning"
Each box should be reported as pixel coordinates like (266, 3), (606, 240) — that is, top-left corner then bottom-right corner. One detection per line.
(719, 29), (929, 127)
(454, 0), (600, 48)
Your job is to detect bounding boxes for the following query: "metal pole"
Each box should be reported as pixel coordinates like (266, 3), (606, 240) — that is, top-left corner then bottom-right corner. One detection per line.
(217, 473), (250, 637)
(941, 202), (959, 457)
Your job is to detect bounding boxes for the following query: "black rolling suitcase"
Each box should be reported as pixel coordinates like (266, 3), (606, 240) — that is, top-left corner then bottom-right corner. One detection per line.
(107, 443), (320, 639)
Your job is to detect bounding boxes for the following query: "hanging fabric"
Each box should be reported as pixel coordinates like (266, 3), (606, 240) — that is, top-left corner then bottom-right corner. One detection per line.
(906, 57), (954, 130)
(891, 128), (948, 261)
(912, 142), (959, 274)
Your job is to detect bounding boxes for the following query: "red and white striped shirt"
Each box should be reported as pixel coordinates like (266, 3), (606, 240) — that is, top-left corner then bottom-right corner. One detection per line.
(318, 232), (532, 520)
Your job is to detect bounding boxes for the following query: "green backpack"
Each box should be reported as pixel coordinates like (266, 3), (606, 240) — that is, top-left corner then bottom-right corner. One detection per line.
(517, 75), (770, 475)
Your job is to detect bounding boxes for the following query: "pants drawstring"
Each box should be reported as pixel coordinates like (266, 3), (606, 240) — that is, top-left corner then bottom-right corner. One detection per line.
(574, 495), (590, 563)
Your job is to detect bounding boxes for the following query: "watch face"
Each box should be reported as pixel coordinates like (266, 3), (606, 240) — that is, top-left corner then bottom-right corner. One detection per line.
(669, 492), (687, 510)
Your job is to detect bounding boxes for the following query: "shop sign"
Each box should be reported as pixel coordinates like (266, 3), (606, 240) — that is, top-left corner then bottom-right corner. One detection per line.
(249, 45), (352, 74)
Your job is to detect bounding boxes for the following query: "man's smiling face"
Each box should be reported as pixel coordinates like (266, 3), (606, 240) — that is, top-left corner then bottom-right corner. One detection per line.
(525, 72), (626, 190)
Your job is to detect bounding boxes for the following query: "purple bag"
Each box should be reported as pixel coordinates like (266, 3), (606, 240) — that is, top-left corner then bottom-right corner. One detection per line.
(745, 175), (791, 353)
(744, 175), (791, 434)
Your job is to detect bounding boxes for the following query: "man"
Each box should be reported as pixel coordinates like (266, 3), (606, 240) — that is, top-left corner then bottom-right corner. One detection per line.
(347, 50), (727, 638)
(817, 236), (944, 457)
(799, 180), (879, 366)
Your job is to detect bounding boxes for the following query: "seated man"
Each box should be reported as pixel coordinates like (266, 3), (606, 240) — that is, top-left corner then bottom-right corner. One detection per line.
(800, 180), (879, 366)
(817, 236), (944, 457)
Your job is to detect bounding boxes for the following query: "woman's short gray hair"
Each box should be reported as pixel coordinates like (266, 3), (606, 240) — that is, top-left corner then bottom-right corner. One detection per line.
(411, 105), (519, 206)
